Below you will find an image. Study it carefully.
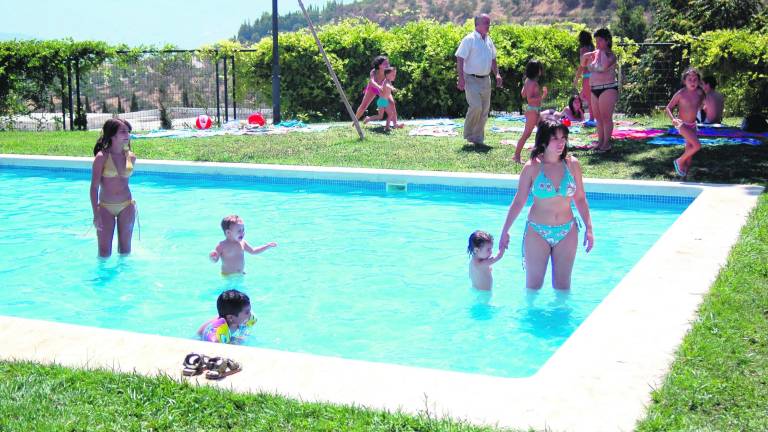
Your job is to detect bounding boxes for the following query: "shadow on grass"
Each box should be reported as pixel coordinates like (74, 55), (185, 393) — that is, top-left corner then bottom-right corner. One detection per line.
(461, 143), (493, 153)
(365, 126), (395, 135)
(572, 139), (768, 184)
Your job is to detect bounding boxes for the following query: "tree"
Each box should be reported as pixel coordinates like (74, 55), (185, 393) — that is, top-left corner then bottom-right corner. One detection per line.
(74, 106), (87, 130)
(84, 95), (92, 113)
(130, 92), (139, 112)
(650, 0), (763, 38)
(158, 87), (172, 129)
(116, 97), (124, 113)
(614, 0), (647, 42)
(182, 89), (190, 108)
(594, 0), (611, 11)
(101, 100), (108, 113)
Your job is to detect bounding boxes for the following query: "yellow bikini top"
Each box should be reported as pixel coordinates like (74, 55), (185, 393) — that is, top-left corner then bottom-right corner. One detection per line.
(102, 152), (134, 178)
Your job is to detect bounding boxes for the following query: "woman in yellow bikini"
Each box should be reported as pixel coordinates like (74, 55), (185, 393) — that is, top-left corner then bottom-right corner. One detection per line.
(89, 118), (136, 257)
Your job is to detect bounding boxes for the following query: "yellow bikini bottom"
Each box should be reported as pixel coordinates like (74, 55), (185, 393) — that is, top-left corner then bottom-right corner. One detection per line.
(99, 199), (135, 216)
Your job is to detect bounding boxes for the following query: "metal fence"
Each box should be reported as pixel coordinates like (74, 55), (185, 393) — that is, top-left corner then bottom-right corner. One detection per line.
(617, 42), (689, 115)
(6, 43), (687, 131)
(9, 49), (271, 131)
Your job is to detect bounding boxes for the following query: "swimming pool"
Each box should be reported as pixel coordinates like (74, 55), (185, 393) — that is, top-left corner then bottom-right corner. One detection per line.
(0, 163), (692, 378)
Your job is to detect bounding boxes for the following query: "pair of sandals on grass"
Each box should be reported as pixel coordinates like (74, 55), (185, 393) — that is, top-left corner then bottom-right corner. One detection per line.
(182, 353), (241, 380)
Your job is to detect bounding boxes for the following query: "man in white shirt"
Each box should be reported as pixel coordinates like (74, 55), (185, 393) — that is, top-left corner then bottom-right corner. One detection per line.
(456, 14), (503, 146)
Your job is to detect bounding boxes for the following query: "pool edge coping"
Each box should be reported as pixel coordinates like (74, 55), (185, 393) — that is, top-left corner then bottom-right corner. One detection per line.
(0, 155), (763, 432)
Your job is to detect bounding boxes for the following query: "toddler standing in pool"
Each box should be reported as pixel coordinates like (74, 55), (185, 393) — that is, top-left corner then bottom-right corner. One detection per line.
(209, 215), (277, 275)
(468, 230), (505, 291)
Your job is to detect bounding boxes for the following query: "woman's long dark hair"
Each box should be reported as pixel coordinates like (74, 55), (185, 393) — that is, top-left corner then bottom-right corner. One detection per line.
(578, 30), (594, 51)
(594, 28), (613, 51)
(567, 94), (584, 120)
(525, 59), (543, 80)
(93, 118), (132, 156)
(530, 116), (569, 161)
(371, 55), (389, 70)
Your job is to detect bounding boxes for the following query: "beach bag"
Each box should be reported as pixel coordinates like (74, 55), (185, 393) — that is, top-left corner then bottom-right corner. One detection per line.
(741, 114), (768, 133)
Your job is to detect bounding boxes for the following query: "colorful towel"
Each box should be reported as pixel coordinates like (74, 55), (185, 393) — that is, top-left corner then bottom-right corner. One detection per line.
(131, 129), (247, 139)
(494, 115), (527, 122)
(130, 123), (340, 140)
(589, 128), (665, 140)
(275, 120), (306, 128)
(368, 119), (459, 127)
(647, 136), (763, 146)
(491, 126), (529, 133)
(408, 126), (458, 137)
(569, 140), (598, 150)
(667, 126), (768, 139)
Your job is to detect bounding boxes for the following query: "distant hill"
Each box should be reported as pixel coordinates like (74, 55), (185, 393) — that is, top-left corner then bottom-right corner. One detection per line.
(238, 0), (644, 43)
(0, 32), (37, 41)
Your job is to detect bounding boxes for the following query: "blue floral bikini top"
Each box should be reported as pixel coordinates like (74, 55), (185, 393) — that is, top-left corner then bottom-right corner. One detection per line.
(531, 161), (577, 199)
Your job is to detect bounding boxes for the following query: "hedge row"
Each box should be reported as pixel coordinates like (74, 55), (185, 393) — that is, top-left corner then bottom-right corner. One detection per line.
(1, 23), (765, 121)
(243, 19), (766, 119)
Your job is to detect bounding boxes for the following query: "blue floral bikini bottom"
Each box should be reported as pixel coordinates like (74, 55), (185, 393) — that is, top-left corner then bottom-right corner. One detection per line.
(522, 218), (581, 268)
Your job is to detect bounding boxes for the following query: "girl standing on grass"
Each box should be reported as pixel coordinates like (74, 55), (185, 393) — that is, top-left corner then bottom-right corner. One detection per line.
(513, 59), (548, 163)
(354, 55), (390, 121)
(666, 68), (705, 177)
(573, 30), (595, 124)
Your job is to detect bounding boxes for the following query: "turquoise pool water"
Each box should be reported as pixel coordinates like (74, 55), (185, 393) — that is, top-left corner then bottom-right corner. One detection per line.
(0, 166), (692, 377)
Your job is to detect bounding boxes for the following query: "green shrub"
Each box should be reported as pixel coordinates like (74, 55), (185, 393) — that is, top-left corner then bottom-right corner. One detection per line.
(0, 40), (113, 117)
(244, 19), (583, 120)
(688, 29), (768, 116)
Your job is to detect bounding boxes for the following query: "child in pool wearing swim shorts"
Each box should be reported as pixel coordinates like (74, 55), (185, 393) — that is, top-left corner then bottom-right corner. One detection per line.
(468, 230), (505, 291)
(209, 214), (277, 275)
(197, 289), (256, 344)
(363, 67), (403, 131)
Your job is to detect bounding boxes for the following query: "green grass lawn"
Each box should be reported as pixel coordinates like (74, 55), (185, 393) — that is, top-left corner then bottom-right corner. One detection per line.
(1, 116), (765, 184)
(0, 361), (508, 431)
(1, 120), (766, 431)
(637, 193), (768, 432)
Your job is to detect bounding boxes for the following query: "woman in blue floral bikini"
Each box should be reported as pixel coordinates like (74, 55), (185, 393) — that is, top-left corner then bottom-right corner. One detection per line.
(499, 117), (594, 290)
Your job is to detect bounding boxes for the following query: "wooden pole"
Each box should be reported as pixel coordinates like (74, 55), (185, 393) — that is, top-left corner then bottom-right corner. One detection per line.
(272, 0), (281, 124)
(297, 0), (365, 140)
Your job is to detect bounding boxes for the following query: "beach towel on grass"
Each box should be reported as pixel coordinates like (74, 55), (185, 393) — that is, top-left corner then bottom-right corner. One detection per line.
(591, 128), (665, 140)
(491, 126), (530, 133)
(131, 129), (242, 139)
(666, 126), (768, 139)
(493, 115), (527, 122)
(647, 136), (763, 146)
(409, 126), (458, 137)
(368, 119), (459, 127)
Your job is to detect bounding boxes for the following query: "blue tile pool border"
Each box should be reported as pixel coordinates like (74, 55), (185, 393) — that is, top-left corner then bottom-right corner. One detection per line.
(1, 163), (695, 206)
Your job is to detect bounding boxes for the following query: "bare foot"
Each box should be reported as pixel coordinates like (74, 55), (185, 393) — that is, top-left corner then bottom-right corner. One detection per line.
(395, 123), (404, 129)
(594, 146), (612, 154)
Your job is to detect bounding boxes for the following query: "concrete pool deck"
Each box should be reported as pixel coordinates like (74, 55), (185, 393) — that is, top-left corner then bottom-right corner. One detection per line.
(0, 154), (763, 432)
